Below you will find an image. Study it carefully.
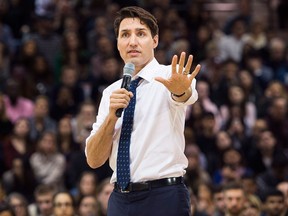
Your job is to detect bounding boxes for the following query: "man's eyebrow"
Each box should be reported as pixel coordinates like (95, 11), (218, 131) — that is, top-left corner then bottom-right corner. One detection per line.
(120, 28), (148, 32)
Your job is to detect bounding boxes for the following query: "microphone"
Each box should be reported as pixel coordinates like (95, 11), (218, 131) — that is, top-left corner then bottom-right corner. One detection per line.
(115, 62), (135, 117)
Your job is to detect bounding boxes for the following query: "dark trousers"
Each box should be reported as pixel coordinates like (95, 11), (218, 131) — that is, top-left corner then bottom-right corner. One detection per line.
(107, 183), (191, 216)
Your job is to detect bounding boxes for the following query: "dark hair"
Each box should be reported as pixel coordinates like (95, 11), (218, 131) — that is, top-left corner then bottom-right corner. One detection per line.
(114, 6), (158, 38)
(223, 181), (244, 192)
(263, 189), (284, 202)
(53, 191), (75, 208)
(34, 184), (55, 197)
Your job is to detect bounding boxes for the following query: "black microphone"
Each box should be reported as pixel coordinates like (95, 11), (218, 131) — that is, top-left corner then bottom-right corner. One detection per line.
(115, 62), (135, 117)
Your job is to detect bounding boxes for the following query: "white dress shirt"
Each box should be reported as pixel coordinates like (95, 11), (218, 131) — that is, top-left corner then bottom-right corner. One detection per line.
(86, 58), (198, 183)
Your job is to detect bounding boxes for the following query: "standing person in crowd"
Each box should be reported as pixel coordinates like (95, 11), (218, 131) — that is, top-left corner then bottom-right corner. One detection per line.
(85, 6), (200, 216)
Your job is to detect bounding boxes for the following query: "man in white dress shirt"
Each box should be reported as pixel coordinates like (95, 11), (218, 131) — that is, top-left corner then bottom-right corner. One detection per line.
(85, 6), (200, 216)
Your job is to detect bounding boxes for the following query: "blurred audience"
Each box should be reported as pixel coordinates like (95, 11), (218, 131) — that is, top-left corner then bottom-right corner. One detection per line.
(0, 1), (287, 215)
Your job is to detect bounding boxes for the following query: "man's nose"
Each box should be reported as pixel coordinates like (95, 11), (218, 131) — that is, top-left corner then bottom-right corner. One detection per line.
(129, 34), (137, 45)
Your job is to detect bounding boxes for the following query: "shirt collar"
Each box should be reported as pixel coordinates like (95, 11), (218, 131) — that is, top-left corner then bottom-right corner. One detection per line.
(133, 58), (160, 83)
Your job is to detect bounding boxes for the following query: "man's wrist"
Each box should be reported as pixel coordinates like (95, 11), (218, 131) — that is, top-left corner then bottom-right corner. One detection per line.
(172, 92), (186, 97)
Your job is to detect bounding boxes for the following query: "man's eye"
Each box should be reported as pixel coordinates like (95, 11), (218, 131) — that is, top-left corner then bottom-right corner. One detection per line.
(121, 33), (129, 38)
(138, 32), (145, 37)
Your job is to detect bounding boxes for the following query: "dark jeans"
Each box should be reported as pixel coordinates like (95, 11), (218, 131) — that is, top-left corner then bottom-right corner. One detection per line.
(108, 183), (191, 216)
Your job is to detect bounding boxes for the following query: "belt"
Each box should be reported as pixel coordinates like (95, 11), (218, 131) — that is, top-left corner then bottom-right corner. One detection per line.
(114, 177), (183, 193)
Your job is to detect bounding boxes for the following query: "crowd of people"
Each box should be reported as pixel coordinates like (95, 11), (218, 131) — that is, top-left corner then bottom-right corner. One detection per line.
(0, 0), (288, 215)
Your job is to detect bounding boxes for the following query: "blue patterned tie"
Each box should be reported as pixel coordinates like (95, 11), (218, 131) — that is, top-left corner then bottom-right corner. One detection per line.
(117, 77), (142, 190)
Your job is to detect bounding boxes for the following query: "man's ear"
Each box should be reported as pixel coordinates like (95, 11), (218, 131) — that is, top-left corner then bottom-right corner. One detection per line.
(153, 35), (159, 49)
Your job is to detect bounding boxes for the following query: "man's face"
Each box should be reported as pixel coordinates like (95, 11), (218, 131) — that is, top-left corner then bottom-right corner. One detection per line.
(213, 192), (225, 212)
(36, 193), (54, 216)
(117, 17), (158, 72)
(265, 196), (285, 216)
(224, 189), (246, 216)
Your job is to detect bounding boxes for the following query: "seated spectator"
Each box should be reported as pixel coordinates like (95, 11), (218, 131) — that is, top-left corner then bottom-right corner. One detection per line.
(28, 184), (56, 216)
(242, 194), (262, 216)
(29, 95), (57, 143)
(265, 96), (288, 150)
(215, 59), (240, 106)
(247, 129), (282, 175)
(266, 37), (288, 86)
(3, 78), (34, 123)
(262, 189), (287, 216)
(218, 18), (248, 63)
(195, 112), (218, 157)
(2, 157), (36, 203)
(6, 192), (29, 216)
(195, 79), (222, 132)
(243, 51), (273, 92)
(52, 191), (76, 216)
(256, 152), (288, 199)
(257, 80), (288, 118)
(243, 20), (267, 51)
(213, 148), (252, 185)
(238, 69), (263, 107)
(211, 185), (225, 216)
(70, 101), (96, 145)
(222, 181), (247, 216)
(90, 56), (122, 105)
(49, 66), (85, 121)
(207, 130), (233, 176)
(77, 195), (99, 216)
(2, 117), (34, 171)
(242, 118), (268, 157)
(30, 131), (66, 190)
(65, 137), (112, 190)
(96, 178), (113, 216)
(220, 84), (257, 136)
(184, 144), (211, 193)
(54, 30), (90, 84)
(195, 183), (215, 215)
(56, 115), (80, 166)
(241, 174), (259, 197)
(70, 171), (97, 205)
(277, 181), (288, 208)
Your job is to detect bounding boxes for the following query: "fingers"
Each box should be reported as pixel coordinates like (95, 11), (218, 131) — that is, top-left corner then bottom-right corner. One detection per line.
(189, 64), (201, 81)
(171, 55), (177, 74)
(110, 89), (133, 110)
(171, 52), (201, 79)
(178, 52), (186, 74)
(183, 55), (193, 75)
